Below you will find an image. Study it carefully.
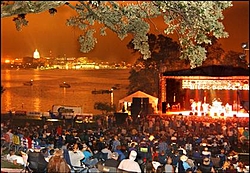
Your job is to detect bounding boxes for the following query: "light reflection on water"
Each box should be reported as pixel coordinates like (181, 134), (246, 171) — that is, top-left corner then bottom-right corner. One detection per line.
(1, 69), (130, 114)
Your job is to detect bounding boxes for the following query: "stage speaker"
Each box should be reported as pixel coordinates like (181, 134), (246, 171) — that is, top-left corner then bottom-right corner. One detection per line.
(148, 103), (154, 114)
(114, 113), (128, 125)
(142, 98), (149, 116)
(162, 102), (167, 113)
(131, 97), (142, 118)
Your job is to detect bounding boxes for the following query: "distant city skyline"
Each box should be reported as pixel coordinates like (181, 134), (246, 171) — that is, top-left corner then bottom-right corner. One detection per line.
(1, 1), (249, 64)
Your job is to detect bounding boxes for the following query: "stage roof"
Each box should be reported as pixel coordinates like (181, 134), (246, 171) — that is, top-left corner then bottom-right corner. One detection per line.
(163, 65), (249, 77)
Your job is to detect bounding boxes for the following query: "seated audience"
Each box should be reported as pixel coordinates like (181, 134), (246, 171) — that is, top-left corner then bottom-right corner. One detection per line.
(47, 149), (70, 173)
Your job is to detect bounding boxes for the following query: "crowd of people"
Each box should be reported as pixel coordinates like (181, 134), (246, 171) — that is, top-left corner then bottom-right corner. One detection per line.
(1, 113), (249, 173)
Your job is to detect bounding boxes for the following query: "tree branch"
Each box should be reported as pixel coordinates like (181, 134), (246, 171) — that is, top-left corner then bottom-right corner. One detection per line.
(1, 1), (68, 18)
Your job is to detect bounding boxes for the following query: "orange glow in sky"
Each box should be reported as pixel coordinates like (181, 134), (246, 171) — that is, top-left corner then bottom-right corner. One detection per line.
(1, 1), (249, 64)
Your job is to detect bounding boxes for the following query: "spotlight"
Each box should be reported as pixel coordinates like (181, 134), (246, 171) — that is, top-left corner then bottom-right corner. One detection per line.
(239, 54), (246, 60)
(242, 42), (249, 50)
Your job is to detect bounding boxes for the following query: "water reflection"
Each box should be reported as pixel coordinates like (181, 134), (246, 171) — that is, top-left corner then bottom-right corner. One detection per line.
(4, 70), (12, 111)
(63, 88), (67, 104)
(34, 98), (40, 112)
(1, 69), (130, 114)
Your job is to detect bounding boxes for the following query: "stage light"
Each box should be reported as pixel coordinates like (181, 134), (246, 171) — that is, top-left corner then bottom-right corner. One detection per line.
(242, 42), (249, 50)
(243, 81), (248, 84)
(239, 54), (246, 60)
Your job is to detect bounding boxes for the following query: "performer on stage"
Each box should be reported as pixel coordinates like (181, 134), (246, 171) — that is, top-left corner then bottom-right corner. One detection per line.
(197, 101), (201, 115)
(190, 99), (196, 113)
(202, 103), (209, 115)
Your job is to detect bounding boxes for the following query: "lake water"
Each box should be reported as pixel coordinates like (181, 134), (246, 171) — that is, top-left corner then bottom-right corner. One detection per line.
(1, 69), (130, 114)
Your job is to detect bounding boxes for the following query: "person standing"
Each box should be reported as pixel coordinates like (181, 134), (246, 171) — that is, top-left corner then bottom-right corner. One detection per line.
(111, 135), (121, 152)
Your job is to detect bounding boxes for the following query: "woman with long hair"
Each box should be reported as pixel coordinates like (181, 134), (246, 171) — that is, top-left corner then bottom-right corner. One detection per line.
(47, 149), (71, 173)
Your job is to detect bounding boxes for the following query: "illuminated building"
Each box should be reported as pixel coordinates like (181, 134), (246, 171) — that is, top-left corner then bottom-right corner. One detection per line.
(33, 49), (40, 59)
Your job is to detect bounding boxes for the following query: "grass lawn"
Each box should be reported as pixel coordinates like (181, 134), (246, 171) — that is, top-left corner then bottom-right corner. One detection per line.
(1, 160), (23, 169)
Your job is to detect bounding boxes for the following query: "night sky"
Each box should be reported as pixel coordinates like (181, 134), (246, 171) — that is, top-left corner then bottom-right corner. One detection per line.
(1, 1), (249, 64)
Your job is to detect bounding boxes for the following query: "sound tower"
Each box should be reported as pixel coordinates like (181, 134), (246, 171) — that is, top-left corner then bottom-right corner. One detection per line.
(131, 97), (142, 119)
(142, 98), (149, 116)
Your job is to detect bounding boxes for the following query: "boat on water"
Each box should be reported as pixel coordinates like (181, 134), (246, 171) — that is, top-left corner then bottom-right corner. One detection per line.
(23, 80), (33, 86)
(59, 82), (71, 88)
(91, 89), (112, 94)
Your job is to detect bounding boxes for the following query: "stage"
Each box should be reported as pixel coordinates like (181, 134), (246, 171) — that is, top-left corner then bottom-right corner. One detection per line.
(161, 110), (249, 118)
(159, 65), (249, 118)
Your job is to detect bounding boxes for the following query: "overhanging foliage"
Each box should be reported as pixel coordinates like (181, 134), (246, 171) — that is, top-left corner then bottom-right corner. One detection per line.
(1, 1), (233, 68)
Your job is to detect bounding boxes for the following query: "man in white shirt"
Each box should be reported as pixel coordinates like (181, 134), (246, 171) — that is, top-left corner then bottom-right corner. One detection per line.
(68, 143), (85, 167)
(118, 150), (141, 173)
(6, 150), (25, 165)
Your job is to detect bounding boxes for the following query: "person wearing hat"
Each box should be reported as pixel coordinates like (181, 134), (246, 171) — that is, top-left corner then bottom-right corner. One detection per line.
(118, 150), (141, 173)
(201, 147), (211, 158)
(198, 157), (216, 173)
(176, 155), (191, 173)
